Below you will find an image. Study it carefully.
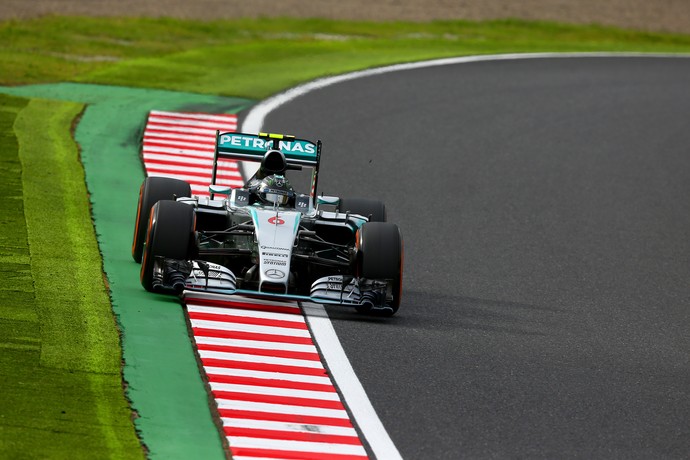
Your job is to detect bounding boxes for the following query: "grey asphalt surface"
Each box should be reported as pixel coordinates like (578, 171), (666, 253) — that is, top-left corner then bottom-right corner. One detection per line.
(242, 57), (690, 459)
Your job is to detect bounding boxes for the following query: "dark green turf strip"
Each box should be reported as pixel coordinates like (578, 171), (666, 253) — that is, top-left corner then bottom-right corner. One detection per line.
(0, 94), (142, 459)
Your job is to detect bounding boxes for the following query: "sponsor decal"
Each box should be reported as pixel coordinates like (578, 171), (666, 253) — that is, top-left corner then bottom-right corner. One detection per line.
(264, 259), (287, 266)
(220, 135), (266, 149)
(262, 252), (289, 258)
(268, 216), (285, 225)
(264, 269), (285, 279)
(219, 134), (316, 154)
(260, 245), (289, 251)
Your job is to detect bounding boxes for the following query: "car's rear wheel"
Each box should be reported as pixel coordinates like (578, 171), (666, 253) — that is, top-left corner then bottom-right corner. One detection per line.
(132, 177), (191, 262)
(338, 197), (386, 222)
(357, 222), (403, 316)
(140, 200), (195, 292)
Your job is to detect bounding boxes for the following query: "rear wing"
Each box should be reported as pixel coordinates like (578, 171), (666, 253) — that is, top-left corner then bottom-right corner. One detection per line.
(213, 131), (322, 197)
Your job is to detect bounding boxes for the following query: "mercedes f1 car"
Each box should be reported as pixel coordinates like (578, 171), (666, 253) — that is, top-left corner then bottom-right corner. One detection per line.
(132, 132), (403, 315)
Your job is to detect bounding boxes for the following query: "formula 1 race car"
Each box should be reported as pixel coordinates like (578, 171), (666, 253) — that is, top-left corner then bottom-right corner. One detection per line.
(132, 132), (403, 315)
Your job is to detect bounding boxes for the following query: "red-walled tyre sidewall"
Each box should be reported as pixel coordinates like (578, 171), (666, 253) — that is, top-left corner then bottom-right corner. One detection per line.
(132, 177), (191, 263)
(140, 200), (195, 291)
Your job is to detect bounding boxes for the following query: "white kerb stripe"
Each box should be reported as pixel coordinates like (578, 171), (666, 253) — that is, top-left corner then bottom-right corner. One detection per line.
(195, 336), (318, 354)
(216, 399), (349, 419)
(145, 172), (218, 183)
(144, 132), (215, 144)
(143, 153), (213, 164)
(198, 350), (323, 369)
(204, 367), (332, 386)
(143, 125), (221, 136)
(150, 110), (238, 122)
(148, 116), (236, 128)
(188, 304), (306, 324)
(222, 418), (357, 436)
(210, 382), (340, 401)
(143, 164), (225, 176)
(142, 155), (216, 168)
(183, 290), (302, 309)
(227, 437), (366, 456)
(190, 319), (311, 338)
(142, 146), (214, 158)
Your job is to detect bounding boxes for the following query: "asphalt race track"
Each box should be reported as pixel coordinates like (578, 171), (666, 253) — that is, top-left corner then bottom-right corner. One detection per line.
(243, 57), (690, 459)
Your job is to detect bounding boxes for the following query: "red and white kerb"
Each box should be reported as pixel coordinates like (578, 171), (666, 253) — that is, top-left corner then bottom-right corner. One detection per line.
(142, 110), (244, 196)
(186, 297), (368, 460)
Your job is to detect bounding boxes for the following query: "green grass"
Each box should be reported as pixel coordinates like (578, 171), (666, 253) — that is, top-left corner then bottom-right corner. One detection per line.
(0, 93), (142, 459)
(1, 17), (689, 97)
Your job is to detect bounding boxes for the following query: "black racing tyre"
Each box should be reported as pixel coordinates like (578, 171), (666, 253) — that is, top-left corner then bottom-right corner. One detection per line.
(140, 200), (195, 292)
(132, 177), (191, 263)
(357, 222), (404, 315)
(338, 197), (387, 222)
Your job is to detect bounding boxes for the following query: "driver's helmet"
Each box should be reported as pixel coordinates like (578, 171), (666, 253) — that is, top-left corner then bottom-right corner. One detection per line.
(258, 174), (294, 206)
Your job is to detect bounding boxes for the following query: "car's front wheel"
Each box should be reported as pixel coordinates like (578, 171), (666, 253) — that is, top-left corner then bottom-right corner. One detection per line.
(357, 222), (403, 315)
(140, 200), (195, 292)
(132, 177), (191, 263)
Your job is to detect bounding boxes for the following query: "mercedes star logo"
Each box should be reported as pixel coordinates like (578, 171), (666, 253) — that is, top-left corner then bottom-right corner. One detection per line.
(265, 269), (285, 279)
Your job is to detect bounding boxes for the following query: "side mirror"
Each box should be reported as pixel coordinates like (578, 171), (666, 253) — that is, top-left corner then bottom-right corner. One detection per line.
(316, 195), (340, 207)
(209, 184), (232, 195)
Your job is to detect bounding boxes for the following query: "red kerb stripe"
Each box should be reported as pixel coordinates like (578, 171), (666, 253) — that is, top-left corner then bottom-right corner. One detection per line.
(145, 168), (239, 180)
(201, 358), (327, 377)
(224, 426), (361, 445)
(207, 374), (335, 393)
(193, 327), (314, 345)
(219, 409), (353, 428)
(213, 390), (344, 410)
(196, 343), (320, 362)
(187, 298), (302, 315)
(189, 311), (308, 330)
(229, 446), (367, 460)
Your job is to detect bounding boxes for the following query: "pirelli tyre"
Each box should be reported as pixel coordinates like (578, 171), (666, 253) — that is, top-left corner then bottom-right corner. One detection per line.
(132, 177), (191, 263)
(357, 222), (404, 316)
(140, 200), (195, 292)
(338, 197), (387, 222)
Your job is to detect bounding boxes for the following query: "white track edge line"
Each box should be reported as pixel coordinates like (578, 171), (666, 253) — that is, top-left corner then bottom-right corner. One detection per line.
(302, 303), (402, 460)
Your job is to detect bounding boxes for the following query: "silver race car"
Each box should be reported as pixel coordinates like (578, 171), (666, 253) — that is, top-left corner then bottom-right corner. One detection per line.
(132, 132), (403, 315)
